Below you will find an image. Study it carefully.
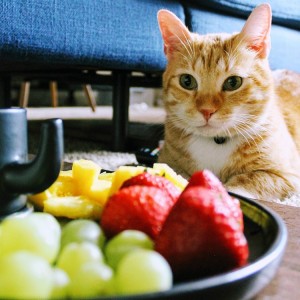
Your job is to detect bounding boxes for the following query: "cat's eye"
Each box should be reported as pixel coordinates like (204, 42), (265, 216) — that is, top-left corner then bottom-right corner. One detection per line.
(179, 74), (198, 90)
(223, 76), (243, 91)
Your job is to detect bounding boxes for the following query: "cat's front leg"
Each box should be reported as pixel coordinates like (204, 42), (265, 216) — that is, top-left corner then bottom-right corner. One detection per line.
(224, 170), (300, 201)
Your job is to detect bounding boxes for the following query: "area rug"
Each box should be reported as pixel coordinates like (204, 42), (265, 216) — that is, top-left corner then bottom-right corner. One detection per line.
(28, 133), (138, 171)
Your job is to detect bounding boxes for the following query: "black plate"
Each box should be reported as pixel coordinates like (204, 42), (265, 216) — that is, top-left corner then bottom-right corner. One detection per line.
(94, 193), (287, 300)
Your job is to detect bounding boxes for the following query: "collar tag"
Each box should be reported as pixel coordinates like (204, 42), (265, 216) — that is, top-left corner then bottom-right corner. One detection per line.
(213, 136), (227, 144)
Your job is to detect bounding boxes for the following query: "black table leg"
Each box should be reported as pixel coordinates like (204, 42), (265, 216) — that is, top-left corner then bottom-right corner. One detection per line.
(112, 71), (130, 151)
(0, 75), (12, 108)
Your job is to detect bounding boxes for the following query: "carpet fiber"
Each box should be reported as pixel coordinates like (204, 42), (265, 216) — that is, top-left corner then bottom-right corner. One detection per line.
(28, 132), (139, 171)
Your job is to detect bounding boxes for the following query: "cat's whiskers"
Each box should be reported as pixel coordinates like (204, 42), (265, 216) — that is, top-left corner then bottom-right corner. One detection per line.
(232, 118), (267, 153)
(223, 49), (236, 71)
(174, 32), (195, 62)
(245, 123), (267, 144)
(232, 125), (252, 147)
(167, 113), (194, 139)
(228, 35), (246, 58)
(224, 45), (238, 71)
(223, 35), (249, 71)
(187, 39), (196, 64)
(234, 114), (268, 139)
(182, 32), (195, 59)
(221, 126), (233, 139)
(226, 128), (233, 139)
(176, 51), (193, 66)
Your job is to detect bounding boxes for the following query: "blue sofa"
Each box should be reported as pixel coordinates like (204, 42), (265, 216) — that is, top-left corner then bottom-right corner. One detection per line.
(0, 0), (299, 150)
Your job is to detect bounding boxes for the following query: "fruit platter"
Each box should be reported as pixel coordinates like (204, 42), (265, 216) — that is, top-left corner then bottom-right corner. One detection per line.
(0, 160), (287, 300)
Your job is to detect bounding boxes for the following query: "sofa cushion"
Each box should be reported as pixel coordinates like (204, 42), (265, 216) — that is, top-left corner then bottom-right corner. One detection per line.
(186, 0), (300, 30)
(0, 0), (184, 72)
(185, 7), (300, 73)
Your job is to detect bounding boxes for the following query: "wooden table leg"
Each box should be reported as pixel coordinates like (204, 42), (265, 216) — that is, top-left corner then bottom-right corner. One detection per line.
(19, 81), (31, 108)
(49, 81), (58, 107)
(83, 84), (97, 112)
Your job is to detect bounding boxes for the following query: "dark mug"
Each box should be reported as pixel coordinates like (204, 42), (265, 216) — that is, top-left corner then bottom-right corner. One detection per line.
(0, 108), (64, 217)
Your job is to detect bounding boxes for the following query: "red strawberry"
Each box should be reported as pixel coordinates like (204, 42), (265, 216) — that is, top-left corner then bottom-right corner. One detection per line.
(121, 172), (180, 202)
(187, 170), (244, 229)
(186, 169), (227, 193)
(155, 186), (249, 280)
(101, 185), (177, 239)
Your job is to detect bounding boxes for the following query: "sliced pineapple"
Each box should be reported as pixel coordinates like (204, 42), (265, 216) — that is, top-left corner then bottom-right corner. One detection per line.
(29, 160), (187, 221)
(72, 159), (101, 195)
(28, 190), (53, 209)
(87, 179), (112, 207)
(57, 170), (73, 178)
(48, 176), (79, 197)
(109, 165), (147, 196)
(44, 196), (102, 220)
(153, 163), (188, 190)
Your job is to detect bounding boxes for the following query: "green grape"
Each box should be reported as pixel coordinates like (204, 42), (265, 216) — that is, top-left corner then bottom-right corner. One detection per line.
(105, 230), (154, 269)
(50, 267), (70, 299)
(61, 219), (106, 249)
(68, 261), (114, 298)
(115, 249), (173, 295)
(0, 212), (61, 263)
(0, 251), (53, 299)
(103, 275), (117, 296)
(57, 242), (104, 279)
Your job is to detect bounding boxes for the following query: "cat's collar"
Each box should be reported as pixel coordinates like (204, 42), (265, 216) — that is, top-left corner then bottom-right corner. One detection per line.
(213, 136), (228, 144)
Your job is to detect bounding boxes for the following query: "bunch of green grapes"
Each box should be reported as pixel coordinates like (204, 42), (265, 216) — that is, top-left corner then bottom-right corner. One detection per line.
(0, 213), (173, 299)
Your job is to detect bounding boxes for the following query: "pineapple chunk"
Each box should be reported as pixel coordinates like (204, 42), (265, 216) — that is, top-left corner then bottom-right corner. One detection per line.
(28, 170), (79, 209)
(30, 160), (188, 221)
(72, 159), (101, 195)
(109, 165), (146, 196)
(48, 172), (79, 197)
(57, 170), (73, 179)
(153, 163), (188, 190)
(44, 196), (102, 220)
(87, 179), (112, 207)
(48, 181), (78, 197)
(28, 190), (52, 208)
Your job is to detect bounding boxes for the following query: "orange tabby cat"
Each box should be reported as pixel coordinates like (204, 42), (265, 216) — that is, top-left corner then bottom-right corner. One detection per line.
(157, 4), (300, 201)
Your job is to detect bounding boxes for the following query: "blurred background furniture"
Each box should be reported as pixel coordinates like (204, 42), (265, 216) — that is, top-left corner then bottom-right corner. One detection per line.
(0, 0), (299, 151)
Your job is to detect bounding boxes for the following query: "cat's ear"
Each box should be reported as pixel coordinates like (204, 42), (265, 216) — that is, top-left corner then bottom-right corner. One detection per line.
(157, 10), (192, 58)
(238, 4), (272, 58)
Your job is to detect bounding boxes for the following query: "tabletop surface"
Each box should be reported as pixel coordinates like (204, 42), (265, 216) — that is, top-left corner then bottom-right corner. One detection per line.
(253, 201), (300, 299)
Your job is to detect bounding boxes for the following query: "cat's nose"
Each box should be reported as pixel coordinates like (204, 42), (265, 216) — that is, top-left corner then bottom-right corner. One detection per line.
(200, 109), (216, 121)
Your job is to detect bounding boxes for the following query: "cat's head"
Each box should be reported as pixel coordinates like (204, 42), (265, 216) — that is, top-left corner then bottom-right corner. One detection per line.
(157, 4), (273, 138)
